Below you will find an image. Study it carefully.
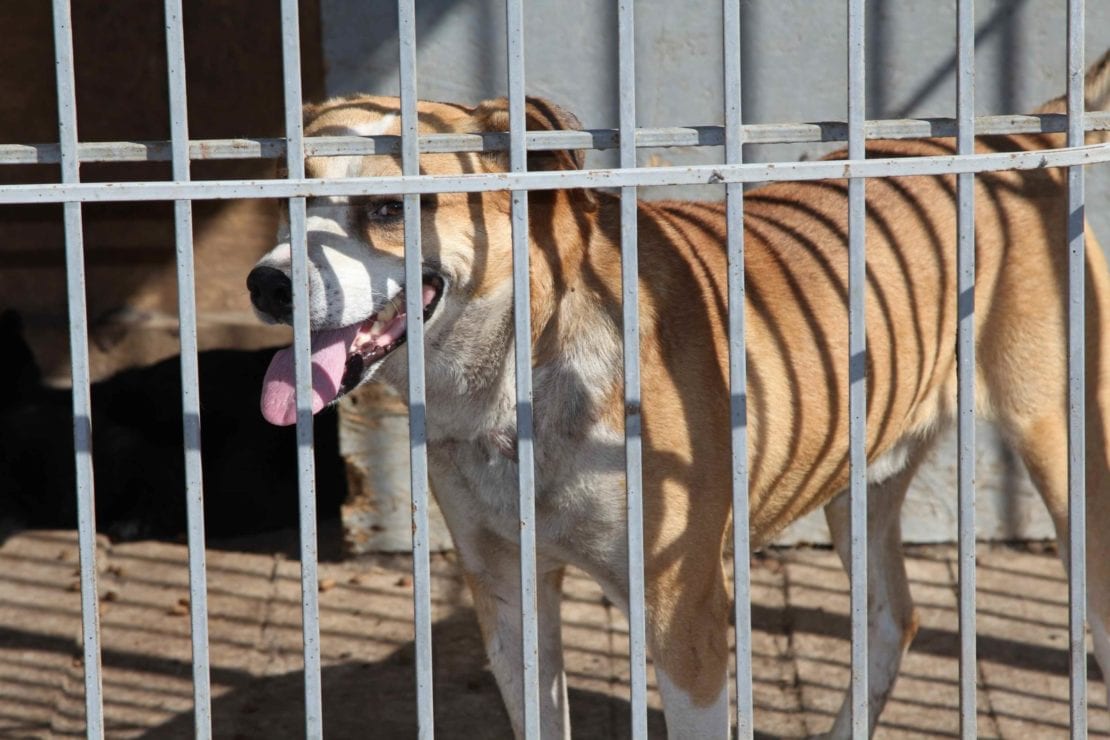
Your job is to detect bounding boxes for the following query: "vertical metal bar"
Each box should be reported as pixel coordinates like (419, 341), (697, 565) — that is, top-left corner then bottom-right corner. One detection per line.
(723, 0), (752, 737)
(504, 1), (542, 737)
(847, 0), (868, 737)
(163, 1), (212, 736)
(397, 2), (435, 737)
(1066, 1), (1088, 737)
(955, 1), (977, 738)
(278, 2), (324, 736)
(617, 2), (648, 738)
(50, 2), (104, 737)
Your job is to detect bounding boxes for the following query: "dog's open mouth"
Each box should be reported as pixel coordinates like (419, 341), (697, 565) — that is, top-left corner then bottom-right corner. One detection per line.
(259, 273), (445, 426)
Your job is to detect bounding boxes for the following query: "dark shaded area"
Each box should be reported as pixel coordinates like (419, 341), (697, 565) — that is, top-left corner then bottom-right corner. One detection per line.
(756, 599), (1101, 681)
(135, 613), (520, 739)
(887, 0), (1029, 118)
(0, 0), (325, 384)
(0, 610), (667, 740)
(0, 311), (346, 544)
(143, 617), (513, 739)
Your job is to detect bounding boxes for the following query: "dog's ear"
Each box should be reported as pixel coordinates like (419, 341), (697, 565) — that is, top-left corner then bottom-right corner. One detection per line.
(471, 96), (596, 210)
(471, 96), (588, 173)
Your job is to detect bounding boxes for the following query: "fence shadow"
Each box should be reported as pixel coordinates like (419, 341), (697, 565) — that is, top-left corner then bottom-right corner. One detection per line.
(137, 611), (667, 740)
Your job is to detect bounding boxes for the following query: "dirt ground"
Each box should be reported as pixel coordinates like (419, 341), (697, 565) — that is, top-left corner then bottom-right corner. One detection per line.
(1, 527), (1107, 738)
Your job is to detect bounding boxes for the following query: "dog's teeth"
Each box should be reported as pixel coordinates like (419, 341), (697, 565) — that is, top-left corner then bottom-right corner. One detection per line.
(370, 320), (384, 335)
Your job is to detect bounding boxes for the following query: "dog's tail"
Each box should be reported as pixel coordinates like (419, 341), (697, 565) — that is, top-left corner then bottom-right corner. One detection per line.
(1035, 48), (1110, 143)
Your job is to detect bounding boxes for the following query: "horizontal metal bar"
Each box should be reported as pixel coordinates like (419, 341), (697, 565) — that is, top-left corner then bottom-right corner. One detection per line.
(3, 112), (1109, 165)
(1, 143), (1107, 204)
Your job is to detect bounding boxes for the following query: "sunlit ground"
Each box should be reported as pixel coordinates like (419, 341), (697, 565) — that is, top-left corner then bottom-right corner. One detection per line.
(1, 529), (1105, 738)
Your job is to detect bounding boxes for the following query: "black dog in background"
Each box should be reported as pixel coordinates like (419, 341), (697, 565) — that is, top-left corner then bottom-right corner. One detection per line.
(0, 311), (345, 543)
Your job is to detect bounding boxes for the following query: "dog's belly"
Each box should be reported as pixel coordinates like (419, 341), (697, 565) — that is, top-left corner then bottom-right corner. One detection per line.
(428, 435), (631, 594)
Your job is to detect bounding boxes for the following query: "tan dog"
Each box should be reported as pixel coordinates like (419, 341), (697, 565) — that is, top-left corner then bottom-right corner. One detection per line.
(248, 52), (1110, 738)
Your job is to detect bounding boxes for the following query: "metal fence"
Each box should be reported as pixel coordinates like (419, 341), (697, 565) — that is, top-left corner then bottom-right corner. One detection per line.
(8, 0), (1110, 737)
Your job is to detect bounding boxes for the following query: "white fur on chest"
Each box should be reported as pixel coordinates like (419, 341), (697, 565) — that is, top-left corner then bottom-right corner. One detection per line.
(404, 278), (631, 592)
(428, 424), (629, 586)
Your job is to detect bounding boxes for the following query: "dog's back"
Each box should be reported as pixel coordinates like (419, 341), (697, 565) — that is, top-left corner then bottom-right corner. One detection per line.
(588, 51), (1110, 734)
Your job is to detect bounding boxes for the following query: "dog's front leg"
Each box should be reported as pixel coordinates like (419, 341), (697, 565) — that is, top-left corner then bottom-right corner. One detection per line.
(457, 539), (570, 740)
(643, 581), (731, 739)
(821, 460), (923, 739)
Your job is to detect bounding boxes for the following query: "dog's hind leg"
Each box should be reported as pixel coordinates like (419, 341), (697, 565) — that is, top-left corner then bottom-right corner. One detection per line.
(1085, 233), (1110, 711)
(1003, 407), (1110, 708)
(986, 229), (1110, 711)
(821, 440), (929, 739)
(1089, 363), (1110, 713)
(990, 229), (1110, 710)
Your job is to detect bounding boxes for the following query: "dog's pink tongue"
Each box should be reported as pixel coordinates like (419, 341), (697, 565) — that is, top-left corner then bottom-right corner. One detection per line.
(260, 324), (361, 426)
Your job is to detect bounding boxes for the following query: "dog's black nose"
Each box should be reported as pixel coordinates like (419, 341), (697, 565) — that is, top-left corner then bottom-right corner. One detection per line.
(247, 266), (293, 322)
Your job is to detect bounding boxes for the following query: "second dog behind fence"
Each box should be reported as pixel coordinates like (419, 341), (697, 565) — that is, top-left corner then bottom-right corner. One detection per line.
(247, 52), (1110, 738)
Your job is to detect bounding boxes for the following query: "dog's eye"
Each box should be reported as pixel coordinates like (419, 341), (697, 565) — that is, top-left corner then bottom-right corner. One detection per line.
(367, 200), (404, 222)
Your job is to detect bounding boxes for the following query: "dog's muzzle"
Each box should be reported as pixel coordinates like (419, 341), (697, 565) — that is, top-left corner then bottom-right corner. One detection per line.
(247, 265), (293, 323)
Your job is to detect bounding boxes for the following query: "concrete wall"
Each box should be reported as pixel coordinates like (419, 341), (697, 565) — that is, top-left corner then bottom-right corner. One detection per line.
(322, 0), (1110, 545)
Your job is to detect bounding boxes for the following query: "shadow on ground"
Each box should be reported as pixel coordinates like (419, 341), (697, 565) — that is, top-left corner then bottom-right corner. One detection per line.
(137, 612), (667, 739)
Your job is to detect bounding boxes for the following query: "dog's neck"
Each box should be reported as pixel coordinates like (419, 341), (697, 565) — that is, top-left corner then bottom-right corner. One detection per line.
(420, 192), (626, 448)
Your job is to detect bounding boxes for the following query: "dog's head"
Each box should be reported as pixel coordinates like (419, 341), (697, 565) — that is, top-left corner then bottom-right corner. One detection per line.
(247, 95), (589, 426)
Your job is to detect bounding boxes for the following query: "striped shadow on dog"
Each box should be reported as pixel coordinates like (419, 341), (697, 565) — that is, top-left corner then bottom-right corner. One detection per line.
(247, 52), (1110, 738)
